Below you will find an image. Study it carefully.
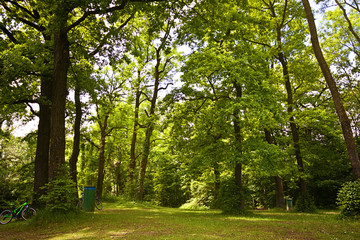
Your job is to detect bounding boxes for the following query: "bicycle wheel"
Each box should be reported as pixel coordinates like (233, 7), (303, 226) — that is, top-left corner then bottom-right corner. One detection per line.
(21, 207), (36, 221)
(0, 210), (13, 224)
(95, 198), (103, 210)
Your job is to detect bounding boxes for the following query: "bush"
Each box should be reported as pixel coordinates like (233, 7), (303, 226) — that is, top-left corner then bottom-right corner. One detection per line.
(294, 193), (316, 213)
(40, 172), (78, 213)
(337, 180), (360, 217)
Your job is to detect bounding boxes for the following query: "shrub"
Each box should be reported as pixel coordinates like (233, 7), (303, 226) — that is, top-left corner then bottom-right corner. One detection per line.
(294, 193), (316, 213)
(337, 180), (360, 217)
(40, 171), (78, 213)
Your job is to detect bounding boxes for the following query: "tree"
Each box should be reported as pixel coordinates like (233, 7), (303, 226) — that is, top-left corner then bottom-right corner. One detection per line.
(135, 8), (179, 200)
(301, 0), (360, 179)
(91, 66), (127, 198)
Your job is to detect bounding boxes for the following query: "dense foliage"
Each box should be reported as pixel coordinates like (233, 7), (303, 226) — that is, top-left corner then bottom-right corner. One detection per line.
(1, 0), (360, 216)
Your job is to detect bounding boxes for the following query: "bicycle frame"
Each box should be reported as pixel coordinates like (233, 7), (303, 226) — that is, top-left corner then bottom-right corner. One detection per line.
(12, 202), (28, 218)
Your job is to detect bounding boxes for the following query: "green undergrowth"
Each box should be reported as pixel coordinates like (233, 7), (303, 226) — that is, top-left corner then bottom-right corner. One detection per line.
(1, 200), (360, 240)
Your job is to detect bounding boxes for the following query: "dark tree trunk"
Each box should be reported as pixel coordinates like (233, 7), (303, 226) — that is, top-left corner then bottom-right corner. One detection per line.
(264, 129), (285, 208)
(96, 113), (109, 199)
(69, 85), (82, 188)
(128, 85), (141, 185)
(302, 0), (360, 179)
(214, 162), (220, 201)
(232, 81), (245, 210)
(136, 49), (161, 201)
(136, 126), (153, 200)
(114, 160), (122, 196)
(33, 74), (52, 206)
(278, 53), (307, 195)
(49, 29), (69, 180)
(275, 176), (285, 208)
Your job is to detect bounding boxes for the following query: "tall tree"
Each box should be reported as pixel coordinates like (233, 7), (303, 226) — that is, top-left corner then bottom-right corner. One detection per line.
(91, 66), (126, 198)
(301, 0), (360, 179)
(136, 15), (177, 200)
(0, 6), (52, 204)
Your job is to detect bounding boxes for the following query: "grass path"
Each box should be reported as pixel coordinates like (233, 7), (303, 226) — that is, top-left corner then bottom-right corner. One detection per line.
(1, 202), (359, 239)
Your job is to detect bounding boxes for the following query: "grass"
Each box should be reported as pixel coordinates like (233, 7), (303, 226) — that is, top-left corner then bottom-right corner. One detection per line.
(1, 201), (360, 240)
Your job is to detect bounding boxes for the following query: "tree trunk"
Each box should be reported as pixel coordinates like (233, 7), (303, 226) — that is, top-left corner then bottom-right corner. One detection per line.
(128, 85), (141, 185)
(49, 29), (69, 180)
(275, 176), (285, 208)
(33, 74), (52, 206)
(278, 52), (307, 194)
(136, 49), (161, 200)
(137, 126), (153, 200)
(214, 162), (220, 201)
(96, 113), (109, 199)
(232, 81), (245, 210)
(301, 0), (360, 179)
(114, 160), (122, 196)
(69, 85), (82, 188)
(264, 129), (285, 208)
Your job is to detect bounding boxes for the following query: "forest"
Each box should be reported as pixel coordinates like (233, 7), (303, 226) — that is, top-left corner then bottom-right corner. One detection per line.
(1, 0), (360, 216)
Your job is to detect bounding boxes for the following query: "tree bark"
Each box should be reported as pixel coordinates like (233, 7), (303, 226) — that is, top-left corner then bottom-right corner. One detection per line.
(69, 85), (82, 188)
(49, 29), (70, 180)
(301, 0), (360, 179)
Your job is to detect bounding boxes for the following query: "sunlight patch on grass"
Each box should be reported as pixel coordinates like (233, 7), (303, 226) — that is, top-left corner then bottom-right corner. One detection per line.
(47, 227), (135, 240)
(226, 216), (281, 222)
(47, 227), (94, 240)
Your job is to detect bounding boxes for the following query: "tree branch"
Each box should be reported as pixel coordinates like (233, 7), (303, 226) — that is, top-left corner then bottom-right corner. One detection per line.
(82, 134), (100, 149)
(89, 14), (134, 57)
(0, 25), (18, 44)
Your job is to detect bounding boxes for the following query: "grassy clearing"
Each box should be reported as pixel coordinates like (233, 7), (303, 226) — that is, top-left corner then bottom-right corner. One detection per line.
(1, 202), (359, 240)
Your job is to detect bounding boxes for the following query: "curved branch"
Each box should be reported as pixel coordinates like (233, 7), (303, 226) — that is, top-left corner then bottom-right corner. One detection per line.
(335, 0), (360, 45)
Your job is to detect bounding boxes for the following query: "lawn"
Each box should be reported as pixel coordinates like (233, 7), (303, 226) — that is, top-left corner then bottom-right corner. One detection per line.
(1, 202), (359, 239)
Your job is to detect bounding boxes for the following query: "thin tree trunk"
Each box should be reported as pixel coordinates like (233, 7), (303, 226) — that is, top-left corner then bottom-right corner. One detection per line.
(114, 160), (122, 196)
(278, 53), (307, 194)
(233, 81), (245, 210)
(264, 129), (286, 208)
(69, 85), (82, 188)
(136, 49), (161, 200)
(214, 162), (220, 201)
(334, 0), (360, 45)
(302, 0), (360, 179)
(96, 113), (109, 199)
(128, 85), (141, 185)
(49, 29), (69, 180)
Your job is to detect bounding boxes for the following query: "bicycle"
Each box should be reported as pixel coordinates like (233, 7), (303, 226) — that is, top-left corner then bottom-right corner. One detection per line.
(77, 194), (102, 210)
(0, 201), (36, 224)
